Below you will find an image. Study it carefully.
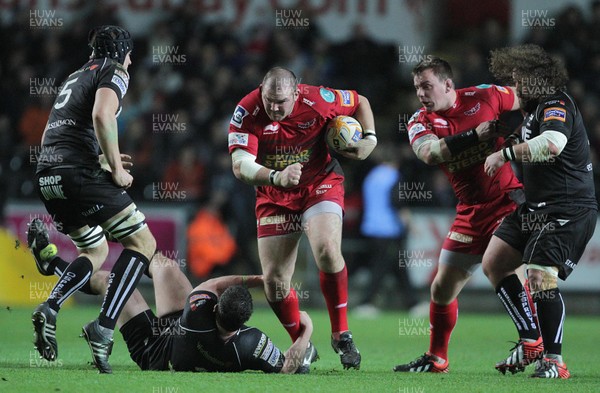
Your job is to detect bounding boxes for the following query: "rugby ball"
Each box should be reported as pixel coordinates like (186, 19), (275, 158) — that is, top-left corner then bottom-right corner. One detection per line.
(326, 116), (363, 151)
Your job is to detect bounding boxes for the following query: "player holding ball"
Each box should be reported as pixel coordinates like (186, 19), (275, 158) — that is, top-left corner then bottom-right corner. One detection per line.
(228, 66), (376, 370)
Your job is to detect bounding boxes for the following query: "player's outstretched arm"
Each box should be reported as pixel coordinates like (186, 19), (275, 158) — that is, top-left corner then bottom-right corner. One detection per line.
(280, 311), (313, 374)
(195, 275), (264, 296)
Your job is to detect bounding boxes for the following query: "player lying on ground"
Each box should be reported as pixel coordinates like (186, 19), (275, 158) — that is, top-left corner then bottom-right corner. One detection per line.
(28, 224), (318, 373)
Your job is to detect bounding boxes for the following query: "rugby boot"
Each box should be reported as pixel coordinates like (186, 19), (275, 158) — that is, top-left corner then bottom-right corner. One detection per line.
(331, 331), (361, 370)
(531, 357), (570, 379)
(496, 336), (544, 374)
(81, 319), (114, 374)
(27, 218), (58, 276)
(295, 341), (319, 374)
(32, 302), (58, 361)
(393, 352), (449, 373)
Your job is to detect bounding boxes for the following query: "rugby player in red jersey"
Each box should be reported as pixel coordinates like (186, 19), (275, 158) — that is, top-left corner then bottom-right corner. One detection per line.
(228, 66), (376, 370)
(393, 57), (525, 373)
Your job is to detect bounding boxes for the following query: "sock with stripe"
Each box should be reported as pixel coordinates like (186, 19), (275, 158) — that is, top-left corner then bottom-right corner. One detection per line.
(51, 257), (95, 295)
(495, 274), (539, 340)
(98, 249), (149, 331)
(533, 288), (563, 355)
(319, 265), (349, 334)
(46, 256), (93, 313)
(429, 299), (458, 362)
(268, 288), (301, 341)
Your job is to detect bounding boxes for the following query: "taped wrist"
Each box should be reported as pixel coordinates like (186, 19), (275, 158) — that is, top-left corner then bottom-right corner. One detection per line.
(444, 129), (479, 156)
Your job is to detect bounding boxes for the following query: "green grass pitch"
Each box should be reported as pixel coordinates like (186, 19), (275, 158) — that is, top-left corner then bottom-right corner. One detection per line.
(0, 306), (598, 393)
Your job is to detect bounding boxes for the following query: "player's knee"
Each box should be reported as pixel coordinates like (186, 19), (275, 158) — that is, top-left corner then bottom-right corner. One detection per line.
(80, 240), (109, 270)
(527, 265), (558, 294)
(313, 239), (342, 267)
(264, 275), (291, 300)
(123, 228), (157, 261)
(149, 252), (179, 278)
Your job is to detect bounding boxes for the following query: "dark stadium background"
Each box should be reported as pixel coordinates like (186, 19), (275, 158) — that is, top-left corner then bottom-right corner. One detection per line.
(1, 0), (599, 312)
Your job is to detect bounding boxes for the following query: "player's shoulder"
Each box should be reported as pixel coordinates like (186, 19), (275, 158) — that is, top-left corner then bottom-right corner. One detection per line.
(231, 88), (262, 129)
(302, 84), (356, 111)
(536, 91), (574, 121)
(461, 84), (512, 99)
(407, 108), (432, 142)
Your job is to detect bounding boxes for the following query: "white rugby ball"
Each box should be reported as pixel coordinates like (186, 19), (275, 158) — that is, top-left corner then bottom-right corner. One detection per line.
(326, 116), (363, 151)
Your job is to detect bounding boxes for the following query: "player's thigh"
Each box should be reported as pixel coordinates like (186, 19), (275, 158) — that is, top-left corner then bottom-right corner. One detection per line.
(150, 252), (192, 317)
(431, 250), (480, 304)
(303, 202), (344, 272)
(258, 233), (302, 282)
(481, 235), (523, 286)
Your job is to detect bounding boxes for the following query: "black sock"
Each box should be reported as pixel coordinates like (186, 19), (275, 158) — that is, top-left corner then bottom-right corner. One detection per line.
(533, 288), (564, 355)
(98, 249), (149, 330)
(46, 256), (93, 313)
(495, 274), (539, 340)
(52, 257), (95, 295)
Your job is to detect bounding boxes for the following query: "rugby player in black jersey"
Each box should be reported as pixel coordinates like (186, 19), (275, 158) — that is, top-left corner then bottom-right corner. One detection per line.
(482, 44), (597, 379)
(29, 237), (318, 373)
(28, 25), (159, 373)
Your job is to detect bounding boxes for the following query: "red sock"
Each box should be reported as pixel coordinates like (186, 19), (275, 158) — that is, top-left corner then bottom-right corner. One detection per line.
(268, 288), (301, 341)
(429, 299), (458, 362)
(319, 265), (349, 334)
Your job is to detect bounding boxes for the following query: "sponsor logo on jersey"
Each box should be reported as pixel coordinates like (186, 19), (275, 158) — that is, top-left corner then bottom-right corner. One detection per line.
(433, 118), (448, 127)
(464, 91), (476, 96)
(463, 102), (481, 116)
(446, 140), (495, 172)
(252, 105), (260, 116)
(114, 69), (129, 83)
(297, 118), (316, 129)
(543, 107), (566, 122)
(408, 123), (427, 141)
(319, 88), (335, 103)
(408, 110), (422, 124)
(267, 346), (281, 367)
(111, 75), (128, 97)
(231, 105), (249, 128)
(46, 118), (76, 130)
(545, 100), (565, 106)
(263, 147), (311, 169)
(495, 85), (509, 94)
(302, 97), (315, 106)
(335, 89), (354, 107)
(316, 183), (332, 195)
(228, 132), (249, 147)
(253, 334), (267, 358)
(189, 293), (211, 311)
(564, 259), (575, 269)
(259, 340), (274, 361)
(90, 64), (99, 70)
(448, 231), (473, 243)
(263, 123), (280, 134)
(475, 84), (492, 89)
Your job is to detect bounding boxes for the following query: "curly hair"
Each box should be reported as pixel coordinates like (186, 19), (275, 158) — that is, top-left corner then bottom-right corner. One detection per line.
(216, 285), (253, 332)
(489, 44), (568, 109)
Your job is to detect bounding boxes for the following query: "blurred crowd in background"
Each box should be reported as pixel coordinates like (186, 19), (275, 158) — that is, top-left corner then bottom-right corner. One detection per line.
(1, 1), (599, 283)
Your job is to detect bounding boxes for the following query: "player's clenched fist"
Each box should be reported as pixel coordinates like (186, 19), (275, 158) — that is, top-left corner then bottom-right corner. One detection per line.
(275, 162), (303, 188)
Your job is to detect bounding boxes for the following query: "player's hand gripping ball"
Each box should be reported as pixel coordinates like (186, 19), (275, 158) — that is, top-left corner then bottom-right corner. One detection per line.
(326, 116), (363, 152)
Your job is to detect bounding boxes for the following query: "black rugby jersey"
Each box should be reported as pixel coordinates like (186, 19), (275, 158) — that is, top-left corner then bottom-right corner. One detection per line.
(146, 291), (285, 373)
(519, 91), (597, 210)
(37, 58), (129, 173)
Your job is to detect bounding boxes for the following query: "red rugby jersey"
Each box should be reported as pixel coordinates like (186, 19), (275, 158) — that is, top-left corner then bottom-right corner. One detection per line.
(408, 84), (522, 204)
(228, 84), (359, 188)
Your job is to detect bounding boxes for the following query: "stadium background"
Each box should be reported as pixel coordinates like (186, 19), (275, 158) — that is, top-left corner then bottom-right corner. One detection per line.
(0, 0), (599, 313)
